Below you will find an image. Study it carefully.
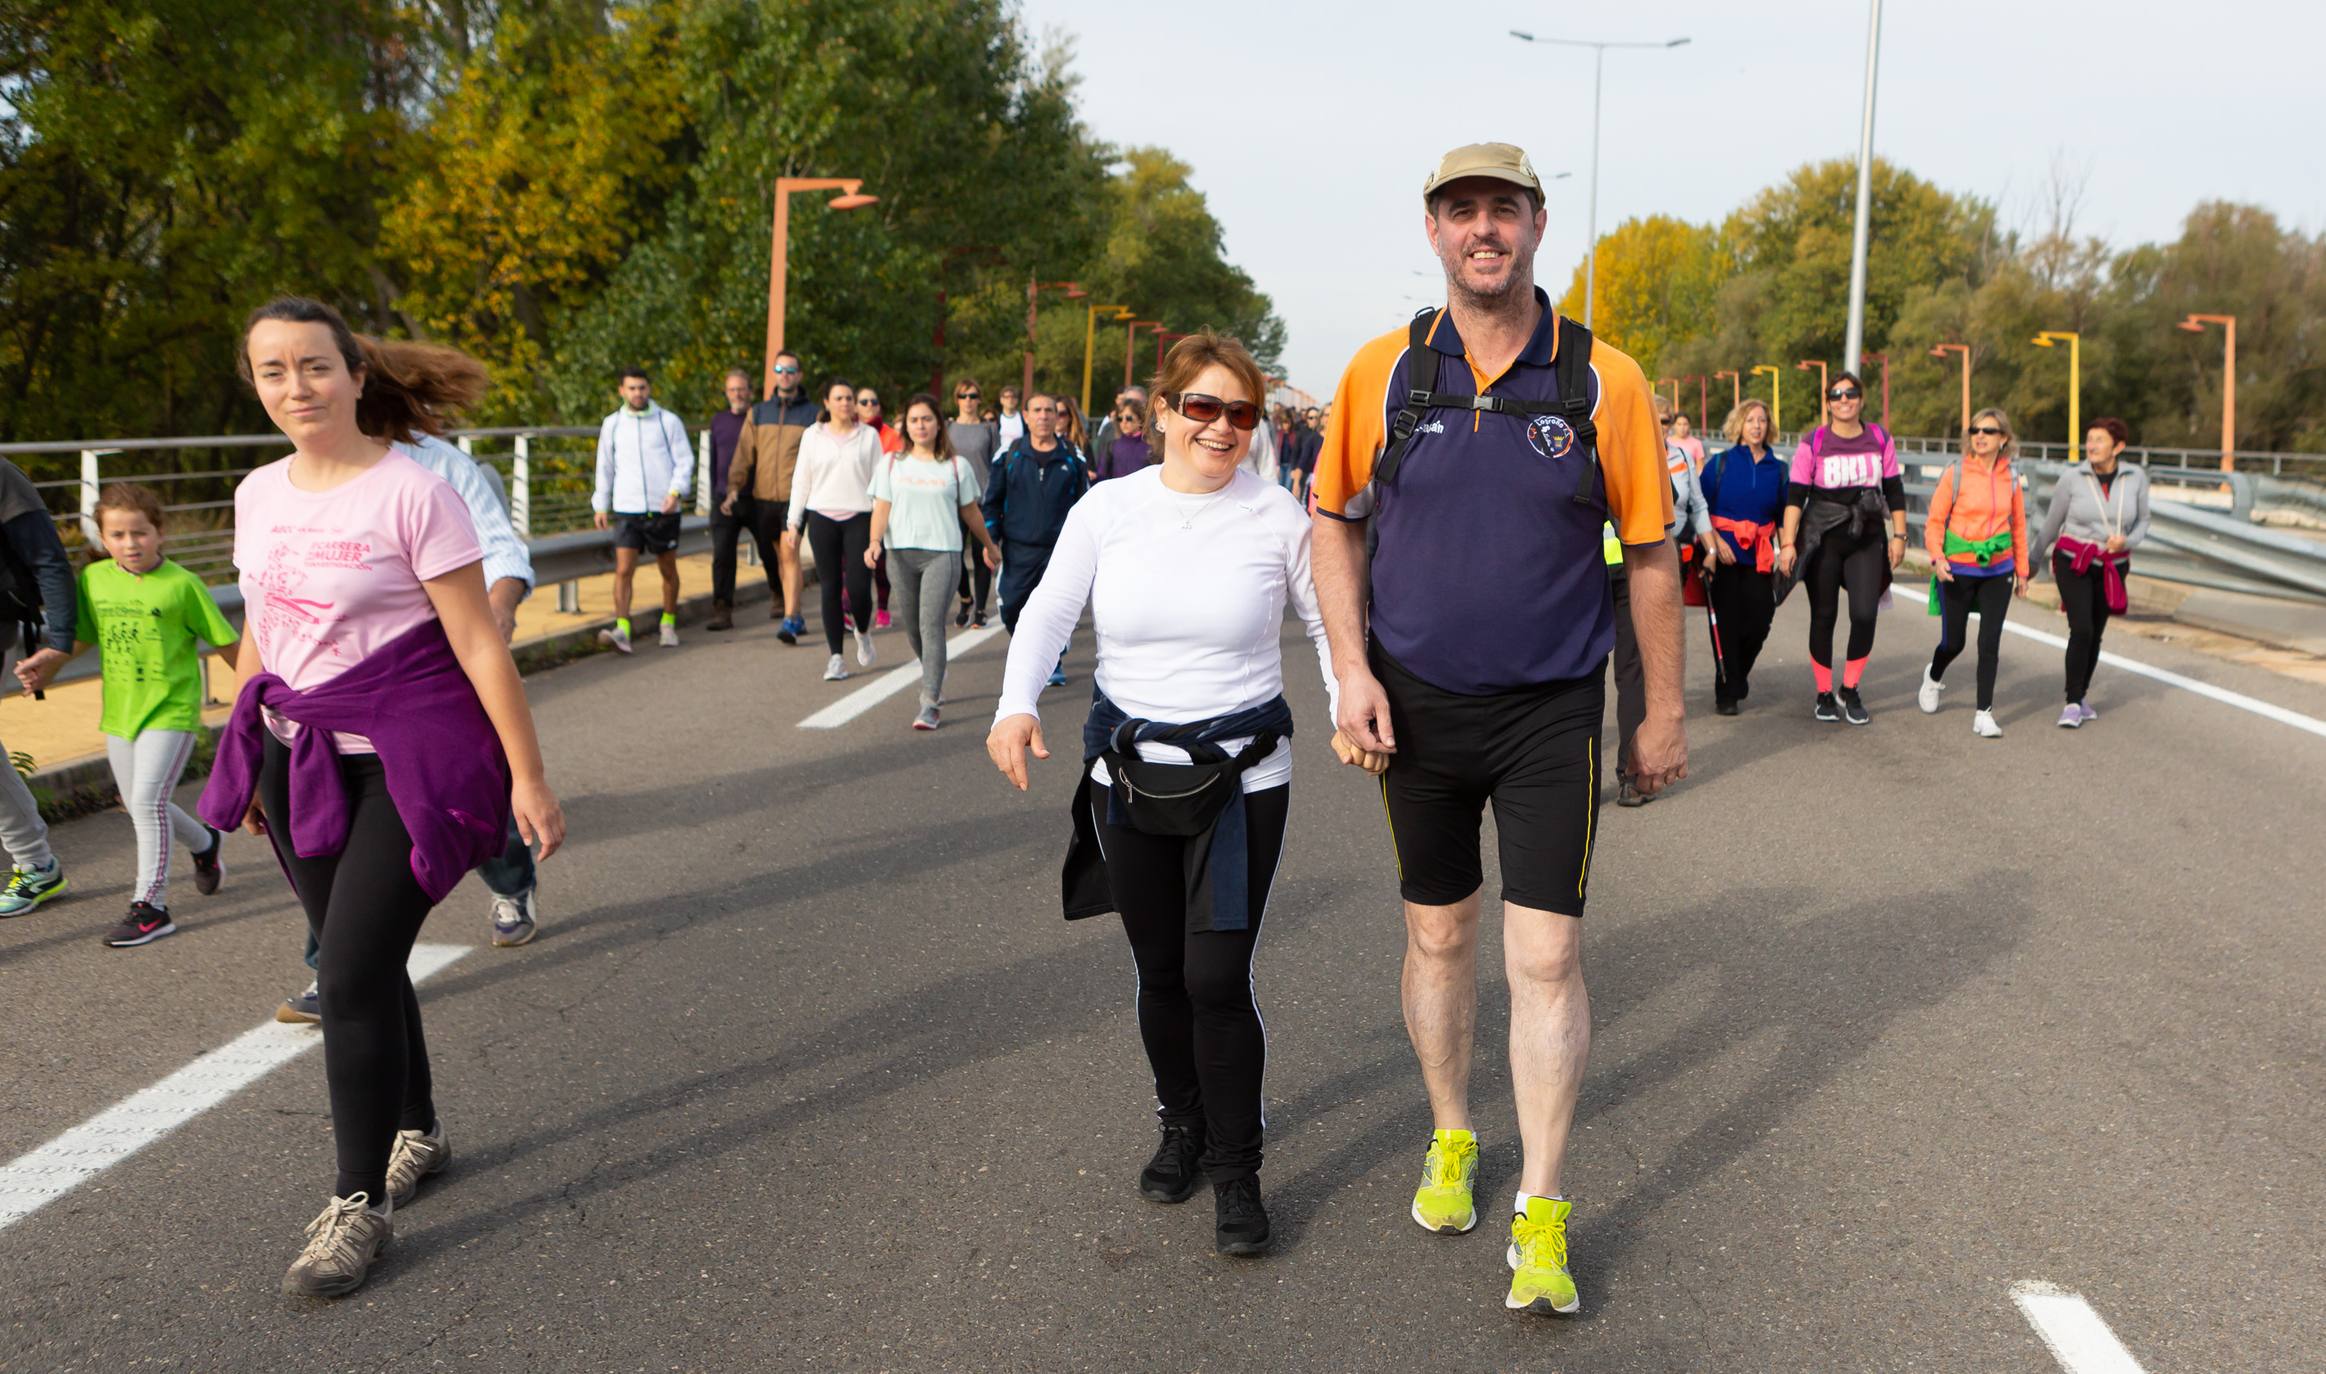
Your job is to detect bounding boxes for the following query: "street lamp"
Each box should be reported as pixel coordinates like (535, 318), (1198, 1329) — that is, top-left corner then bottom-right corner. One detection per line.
(1024, 275), (1087, 398)
(1082, 304), (1134, 415)
(2177, 313), (2237, 472)
(766, 177), (877, 397)
(1156, 330), (1193, 376)
(1842, 0), (1885, 374)
(1125, 321), (1164, 389)
(1796, 359), (1829, 428)
(1507, 30), (1690, 330)
(1713, 369), (1741, 413)
(1750, 364), (1783, 434)
(1929, 343), (1970, 438)
(1861, 351), (1892, 428)
(2031, 330), (2081, 459)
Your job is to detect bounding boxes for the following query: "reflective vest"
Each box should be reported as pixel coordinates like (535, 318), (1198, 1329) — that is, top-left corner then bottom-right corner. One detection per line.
(1602, 521), (1622, 566)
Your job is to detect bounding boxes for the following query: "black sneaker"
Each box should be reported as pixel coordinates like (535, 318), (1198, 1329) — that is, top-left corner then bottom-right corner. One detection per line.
(192, 827), (225, 895)
(1838, 687), (1872, 726)
(954, 599), (972, 629)
(1137, 1124), (1205, 1204)
(1213, 1175), (1272, 1256)
(1714, 698), (1740, 716)
(103, 901), (176, 948)
(1814, 692), (1842, 722)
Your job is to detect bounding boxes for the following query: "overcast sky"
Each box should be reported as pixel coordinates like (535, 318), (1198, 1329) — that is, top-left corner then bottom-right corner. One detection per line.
(1015, 0), (2326, 398)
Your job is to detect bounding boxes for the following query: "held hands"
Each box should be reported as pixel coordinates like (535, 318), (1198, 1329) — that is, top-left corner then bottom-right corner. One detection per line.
(986, 713), (1048, 791)
(1330, 728), (1390, 776)
(512, 777), (566, 861)
(1335, 670), (1397, 756)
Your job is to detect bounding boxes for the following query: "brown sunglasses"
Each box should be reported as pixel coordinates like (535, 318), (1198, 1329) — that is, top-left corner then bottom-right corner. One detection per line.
(1169, 392), (1260, 431)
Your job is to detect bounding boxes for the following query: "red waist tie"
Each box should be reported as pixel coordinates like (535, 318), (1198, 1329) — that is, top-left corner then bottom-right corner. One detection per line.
(1711, 516), (1777, 573)
(2056, 535), (2129, 615)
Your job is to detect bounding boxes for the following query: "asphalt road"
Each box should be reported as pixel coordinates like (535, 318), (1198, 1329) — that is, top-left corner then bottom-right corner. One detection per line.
(2, 585), (2320, 1373)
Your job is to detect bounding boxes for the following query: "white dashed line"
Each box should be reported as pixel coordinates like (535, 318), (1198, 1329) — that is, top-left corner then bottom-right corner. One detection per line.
(796, 627), (1004, 729)
(0, 942), (471, 1232)
(2012, 1281), (2149, 1373)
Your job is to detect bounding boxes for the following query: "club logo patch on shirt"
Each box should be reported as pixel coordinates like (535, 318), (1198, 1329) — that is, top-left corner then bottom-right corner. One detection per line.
(1527, 413), (1576, 461)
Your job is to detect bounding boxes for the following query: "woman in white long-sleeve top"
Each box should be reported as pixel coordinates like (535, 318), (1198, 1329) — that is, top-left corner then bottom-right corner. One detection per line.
(986, 331), (1340, 1259)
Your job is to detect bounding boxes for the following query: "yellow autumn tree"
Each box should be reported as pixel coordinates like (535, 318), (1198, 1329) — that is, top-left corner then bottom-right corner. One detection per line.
(1553, 215), (1730, 379)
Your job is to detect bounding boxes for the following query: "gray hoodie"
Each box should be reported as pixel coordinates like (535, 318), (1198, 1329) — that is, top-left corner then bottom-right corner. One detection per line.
(2032, 463), (2151, 563)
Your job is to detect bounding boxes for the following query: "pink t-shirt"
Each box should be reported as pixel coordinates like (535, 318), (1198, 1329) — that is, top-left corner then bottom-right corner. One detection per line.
(1788, 425), (1900, 491)
(234, 449), (483, 752)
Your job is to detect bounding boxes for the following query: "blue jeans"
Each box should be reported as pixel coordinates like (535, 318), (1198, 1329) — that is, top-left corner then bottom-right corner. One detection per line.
(304, 816), (532, 970)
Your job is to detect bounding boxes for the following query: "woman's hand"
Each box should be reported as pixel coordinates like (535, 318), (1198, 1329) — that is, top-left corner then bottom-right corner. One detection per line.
(1775, 545), (1797, 578)
(862, 545), (882, 570)
(2014, 571), (2030, 597)
(243, 797), (267, 837)
(987, 713), (1048, 791)
(1699, 532), (1726, 567)
(1887, 534), (1907, 571)
(1933, 559), (1955, 583)
(982, 544), (1003, 571)
(1712, 536), (1736, 566)
(512, 776), (566, 861)
(1330, 728), (1390, 776)
(781, 528), (799, 555)
(2104, 533), (2126, 554)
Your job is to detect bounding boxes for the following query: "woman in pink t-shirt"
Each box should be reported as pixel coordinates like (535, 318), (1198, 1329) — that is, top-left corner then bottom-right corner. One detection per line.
(231, 296), (566, 1299)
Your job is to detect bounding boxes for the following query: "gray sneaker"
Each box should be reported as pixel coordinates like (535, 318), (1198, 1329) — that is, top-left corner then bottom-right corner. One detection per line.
(282, 1193), (392, 1298)
(912, 704), (940, 731)
(385, 1125), (451, 1207)
(489, 888), (537, 947)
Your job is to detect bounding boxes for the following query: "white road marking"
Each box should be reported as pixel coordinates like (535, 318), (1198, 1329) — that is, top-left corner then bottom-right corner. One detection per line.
(797, 626), (1003, 729)
(0, 942), (471, 1232)
(1906, 580), (2326, 741)
(2012, 1281), (2149, 1373)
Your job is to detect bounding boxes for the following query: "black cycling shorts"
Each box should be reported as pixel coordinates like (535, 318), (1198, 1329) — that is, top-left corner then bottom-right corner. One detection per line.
(1373, 649), (1604, 917)
(613, 510), (682, 555)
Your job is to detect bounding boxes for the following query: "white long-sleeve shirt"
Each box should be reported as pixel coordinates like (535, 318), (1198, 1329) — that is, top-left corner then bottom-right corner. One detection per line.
(783, 423), (883, 531)
(404, 434), (533, 596)
(1240, 418), (1280, 485)
(995, 466), (1336, 792)
(592, 403), (692, 514)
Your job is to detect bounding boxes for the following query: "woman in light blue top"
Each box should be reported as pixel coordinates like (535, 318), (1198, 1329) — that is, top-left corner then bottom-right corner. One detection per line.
(868, 394), (1003, 730)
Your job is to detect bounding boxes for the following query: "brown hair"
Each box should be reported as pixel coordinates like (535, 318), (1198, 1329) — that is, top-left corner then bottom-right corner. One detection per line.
(2089, 416), (2130, 446)
(96, 483), (166, 532)
(1967, 406), (2017, 461)
(899, 393), (956, 462)
(1722, 398), (1773, 445)
(1651, 393), (1676, 423)
(239, 296), (489, 441)
(1148, 330), (1269, 435)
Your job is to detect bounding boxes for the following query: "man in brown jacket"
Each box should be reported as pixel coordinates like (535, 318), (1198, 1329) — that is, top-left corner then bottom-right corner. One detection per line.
(723, 349), (821, 642)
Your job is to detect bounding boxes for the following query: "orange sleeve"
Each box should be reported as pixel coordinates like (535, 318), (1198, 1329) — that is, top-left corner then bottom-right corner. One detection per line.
(1311, 329), (1405, 519)
(1589, 341), (1675, 544)
(1924, 467), (1957, 562)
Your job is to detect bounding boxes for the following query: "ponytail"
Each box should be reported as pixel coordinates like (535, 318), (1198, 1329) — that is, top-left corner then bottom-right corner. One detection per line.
(239, 296), (490, 442)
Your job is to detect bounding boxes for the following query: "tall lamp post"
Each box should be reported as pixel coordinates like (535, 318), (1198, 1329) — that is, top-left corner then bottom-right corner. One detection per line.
(1796, 359), (1829, 428)
(1713, 369), (1741, 413)
(1506, 30), (1690, 330)
(1082, 304), (1133, 415)
(1024, 276), (1086, 398)
(766, 177), (877, 397)
(1929, 343), (1970, 438)
(1861, 351), (1892, 428)
(2177, 313), (2237, 472)
(2031, 330), (2081, 459)
(1750, 364), (1783, 434)
(1156, 330), (1193, 376)
(1124, 321), (1163, 389)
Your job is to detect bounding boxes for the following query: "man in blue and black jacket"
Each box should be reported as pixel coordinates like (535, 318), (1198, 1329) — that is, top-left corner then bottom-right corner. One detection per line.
(984, 392), (1088, 668)
(0, 457), (79, 916)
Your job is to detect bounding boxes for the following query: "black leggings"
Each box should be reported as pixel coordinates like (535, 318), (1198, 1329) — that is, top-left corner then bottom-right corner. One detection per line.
(1806, 526), (1887, 674)
(1706, 565), (1777, 704)
(259, 737), (436, 1204)
(957, 545), (993, 617)
(2053, 550), (2114, 704)
(1091, 778), (1289, 1184)
(1928, 573), (2012, 710)
(805, 512), (873, 655)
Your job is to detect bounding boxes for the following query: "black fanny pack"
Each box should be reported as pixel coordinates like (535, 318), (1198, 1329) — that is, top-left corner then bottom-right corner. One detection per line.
(1100, 723), (1278, 838)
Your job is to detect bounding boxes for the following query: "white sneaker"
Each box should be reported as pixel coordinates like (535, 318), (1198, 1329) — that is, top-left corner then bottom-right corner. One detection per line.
(2057, 704), (2084, 729)
(823, 654), (850, 682)
(853, 622), (876, 667)
(1972, 709), (2003, 738)
(658, 621), (679, 648)
(598, 625), (633, 655)
(1917, 667), (1944, 714)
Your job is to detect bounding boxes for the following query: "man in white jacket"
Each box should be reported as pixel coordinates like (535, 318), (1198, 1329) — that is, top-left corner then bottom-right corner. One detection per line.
(592, 369), (692, 652)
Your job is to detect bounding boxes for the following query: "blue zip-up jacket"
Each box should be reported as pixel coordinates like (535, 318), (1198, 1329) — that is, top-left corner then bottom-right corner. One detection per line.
(985, 437), (1089, 549)
(1698, 442), (1792, 560)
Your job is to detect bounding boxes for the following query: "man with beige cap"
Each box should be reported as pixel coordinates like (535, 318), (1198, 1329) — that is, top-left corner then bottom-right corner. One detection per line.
(1309, 141), (1687, 1316)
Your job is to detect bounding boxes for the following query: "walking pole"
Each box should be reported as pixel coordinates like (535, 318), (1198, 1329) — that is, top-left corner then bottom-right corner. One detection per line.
(1701, 564), (1728, 689)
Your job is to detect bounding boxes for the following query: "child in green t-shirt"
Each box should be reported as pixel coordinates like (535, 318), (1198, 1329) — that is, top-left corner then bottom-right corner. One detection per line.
(16, 484), (236, 948)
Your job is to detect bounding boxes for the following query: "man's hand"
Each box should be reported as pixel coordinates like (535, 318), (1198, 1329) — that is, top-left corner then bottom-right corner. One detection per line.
(721, 493), (737, 516)
(660, 492), (681, 515)
(1330, 728), (1390, 776)
(593, 511), (610, 531)
(1630, 712), (1689, 797)
(1335, 668), (1397, 754)
(986, 713), (1049, 791)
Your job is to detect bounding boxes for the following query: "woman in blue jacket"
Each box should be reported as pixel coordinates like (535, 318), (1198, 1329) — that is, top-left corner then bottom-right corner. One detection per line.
(1697, 399), (1790, 714)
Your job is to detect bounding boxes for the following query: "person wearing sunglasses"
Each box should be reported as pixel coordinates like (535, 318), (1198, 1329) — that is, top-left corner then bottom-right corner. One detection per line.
(1917, 406), (2029, 737)
(996, 385), (1026, 448)
(948, 379), (1001, 628)
(986, 330), (1336, 1260)
(1090, 396), (1153, 482)
(782, 379), (884, 680)
(2030, 416), (2151, 728)
(984, 392), (1089, 686)
(1309, 143), (1683, 1318)
(1774, 371), (1906, 725)
(724, 351), (818, 642)
(1697, 399), (1789, 714)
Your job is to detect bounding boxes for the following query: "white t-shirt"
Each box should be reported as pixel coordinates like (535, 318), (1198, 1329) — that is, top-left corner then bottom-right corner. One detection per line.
(868, 454), (979, 553)
(994, 467), (1335, 793)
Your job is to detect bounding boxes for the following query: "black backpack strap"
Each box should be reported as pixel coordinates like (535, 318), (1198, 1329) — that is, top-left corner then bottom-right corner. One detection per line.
(1552, 315), (1606, 509)
(1371, 310), (1442, 489)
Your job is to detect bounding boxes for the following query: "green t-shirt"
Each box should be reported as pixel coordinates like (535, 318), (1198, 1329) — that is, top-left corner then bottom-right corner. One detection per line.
(74, 557), (238, 739)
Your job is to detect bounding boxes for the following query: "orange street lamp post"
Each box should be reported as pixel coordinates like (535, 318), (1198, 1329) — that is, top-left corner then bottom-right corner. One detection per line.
(1796, 359), (1830, 428)
(2177, 313), (2237, 472)
(1928, 343), (1970, 438)
(1082, 304), (1134, 415)
(1124, 321), (1163, 388)
(1024, 276), (1087, 398)
(766, 177), (877, 397)
(1156, 330), (1193, 376)
(1713, 369), (1740, 413)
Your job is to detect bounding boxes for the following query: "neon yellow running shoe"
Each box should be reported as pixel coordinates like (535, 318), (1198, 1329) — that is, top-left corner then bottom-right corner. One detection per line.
(1409, 1128), (1479, 1234)
(1505, 1196), (1580, 1315)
